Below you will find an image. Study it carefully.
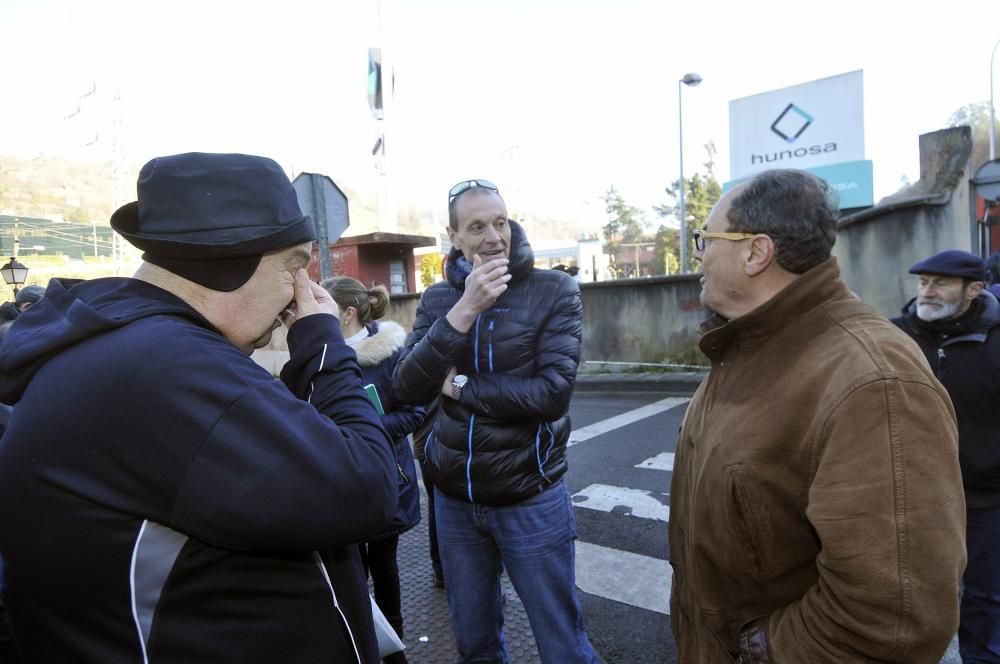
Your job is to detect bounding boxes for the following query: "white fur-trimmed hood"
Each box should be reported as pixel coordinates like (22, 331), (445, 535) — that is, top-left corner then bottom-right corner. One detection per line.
(352, 320), (406, 367)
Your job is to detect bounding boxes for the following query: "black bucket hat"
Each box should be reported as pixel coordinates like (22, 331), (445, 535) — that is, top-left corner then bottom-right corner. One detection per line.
(111, 152), (315, 291)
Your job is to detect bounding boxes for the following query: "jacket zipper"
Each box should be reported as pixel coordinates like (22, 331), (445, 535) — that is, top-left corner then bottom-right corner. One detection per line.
(487, 319), (495, 372)
(465, 313), (484, 503)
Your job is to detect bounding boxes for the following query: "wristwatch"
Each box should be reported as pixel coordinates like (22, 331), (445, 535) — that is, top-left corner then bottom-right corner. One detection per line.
(451, 374), (468, 401)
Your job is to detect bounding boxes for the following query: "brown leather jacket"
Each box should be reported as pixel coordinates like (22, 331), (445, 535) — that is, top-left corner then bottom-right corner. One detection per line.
(669, 258), (966, 663)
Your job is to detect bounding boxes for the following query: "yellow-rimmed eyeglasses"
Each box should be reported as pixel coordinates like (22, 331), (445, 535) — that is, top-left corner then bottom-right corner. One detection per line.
(693, 230), (756, 251)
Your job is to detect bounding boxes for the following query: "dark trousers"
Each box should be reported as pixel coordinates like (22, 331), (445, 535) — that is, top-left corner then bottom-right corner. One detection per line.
(960, 505), (1000, 663)
(421, 459), (443, 580)
(359, 537), (408, 664)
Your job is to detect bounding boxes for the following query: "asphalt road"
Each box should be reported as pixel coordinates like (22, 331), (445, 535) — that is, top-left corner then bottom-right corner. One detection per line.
(564, 384), (960, 664)
(566, 388), (685, 664)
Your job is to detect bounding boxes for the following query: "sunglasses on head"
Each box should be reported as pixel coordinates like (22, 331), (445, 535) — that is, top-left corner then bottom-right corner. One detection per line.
(448, 179), (499, 202)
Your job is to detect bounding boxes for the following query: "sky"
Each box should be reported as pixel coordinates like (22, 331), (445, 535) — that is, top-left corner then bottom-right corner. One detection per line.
(2, 0), (998, 236)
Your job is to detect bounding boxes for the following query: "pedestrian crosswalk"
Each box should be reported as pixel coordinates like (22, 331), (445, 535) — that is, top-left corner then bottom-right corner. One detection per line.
(573, 484), (670, 522)
(574, 541), (671, 615)
(565, 396), (961, 664)
(635, 452), (674, 472)
(568, 399), (686, 617)
(568, 398), (689, 447)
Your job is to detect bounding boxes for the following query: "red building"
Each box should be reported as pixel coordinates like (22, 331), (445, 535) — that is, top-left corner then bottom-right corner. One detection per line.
(308, 231), (436, 294)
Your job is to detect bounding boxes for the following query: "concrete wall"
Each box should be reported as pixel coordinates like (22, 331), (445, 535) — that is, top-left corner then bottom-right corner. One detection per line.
(379, 278), (707, 365)
(252, 277), (708, 374)
(386, 292), (421, 329)
(834, 126), (974, 317)
(578, 275), (704, 363)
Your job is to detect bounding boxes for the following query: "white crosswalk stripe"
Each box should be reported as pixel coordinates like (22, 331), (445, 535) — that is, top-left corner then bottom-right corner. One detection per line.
(568, 399), (687, 615)
(575, 541), (671, 615)
(568, 398), (689, 447)
(636, 452), (674, 472)
(573, 483), (670, 522)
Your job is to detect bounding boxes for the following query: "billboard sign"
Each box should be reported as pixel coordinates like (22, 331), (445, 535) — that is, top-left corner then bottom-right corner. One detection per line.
(723, 160), (874, 210)
(729, 70), (865, 180)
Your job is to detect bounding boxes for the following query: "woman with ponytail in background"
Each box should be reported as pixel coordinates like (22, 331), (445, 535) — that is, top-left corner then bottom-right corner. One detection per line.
(324, 277), (423, 664)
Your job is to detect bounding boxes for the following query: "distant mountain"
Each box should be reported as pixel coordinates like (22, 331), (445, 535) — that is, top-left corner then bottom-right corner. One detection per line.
(0, 154), (118, 224)
(0, 154), (591, 244)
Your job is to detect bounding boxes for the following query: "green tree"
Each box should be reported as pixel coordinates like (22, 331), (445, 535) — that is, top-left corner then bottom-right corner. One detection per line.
(655, 141), (723, 273)
(650, 224), (680, 276)
(420, 253), (441, 289)
(947, 100), (1000, 172)
(602, 186), (646, 257)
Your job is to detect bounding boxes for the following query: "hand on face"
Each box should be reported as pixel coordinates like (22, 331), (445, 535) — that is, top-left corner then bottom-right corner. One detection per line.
(281, 269), (340, 327)
(461, 253), (512, 315)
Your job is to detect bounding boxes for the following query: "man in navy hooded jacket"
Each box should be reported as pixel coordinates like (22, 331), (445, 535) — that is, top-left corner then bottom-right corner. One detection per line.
(892, 250), (1000, 663)
(0, 153), (397, 663)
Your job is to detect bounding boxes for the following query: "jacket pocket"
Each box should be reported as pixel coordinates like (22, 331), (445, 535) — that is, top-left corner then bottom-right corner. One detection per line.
(725, 464), (775, 577)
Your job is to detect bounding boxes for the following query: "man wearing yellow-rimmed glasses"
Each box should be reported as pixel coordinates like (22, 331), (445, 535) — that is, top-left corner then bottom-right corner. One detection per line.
(670, 168), (965, 663)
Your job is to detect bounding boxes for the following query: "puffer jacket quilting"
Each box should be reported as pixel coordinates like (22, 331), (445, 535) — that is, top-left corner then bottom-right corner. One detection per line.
(392, 221), (582, 506)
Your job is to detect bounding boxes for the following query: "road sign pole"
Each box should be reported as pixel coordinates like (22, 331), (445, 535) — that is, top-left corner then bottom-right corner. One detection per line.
(310, 174), (333, 282)
(292, 173), (350, 283)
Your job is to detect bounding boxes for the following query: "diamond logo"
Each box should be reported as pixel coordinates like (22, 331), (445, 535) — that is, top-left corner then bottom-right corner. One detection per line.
(770, 103), (814, 143)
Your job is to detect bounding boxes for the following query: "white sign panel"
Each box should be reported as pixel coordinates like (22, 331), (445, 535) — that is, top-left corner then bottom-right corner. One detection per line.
(729, 70), (864, 180)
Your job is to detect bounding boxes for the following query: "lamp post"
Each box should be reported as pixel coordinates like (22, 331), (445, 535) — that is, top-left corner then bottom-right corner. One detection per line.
(991, 37), (1000, 161)
(678, 72), (702, 273)
(1, 257), (29, 297)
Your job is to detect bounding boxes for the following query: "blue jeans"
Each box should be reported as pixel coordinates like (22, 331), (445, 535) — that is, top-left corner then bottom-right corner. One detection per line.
(960, 506), (1000, 663)
(434, 482), (598, 664)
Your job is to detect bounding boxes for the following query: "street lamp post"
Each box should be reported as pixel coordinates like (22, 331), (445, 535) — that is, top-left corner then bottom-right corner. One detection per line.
(0, 257), (29, 297)
(678, 72), (702, 273)
(991, 37), (1000, 161)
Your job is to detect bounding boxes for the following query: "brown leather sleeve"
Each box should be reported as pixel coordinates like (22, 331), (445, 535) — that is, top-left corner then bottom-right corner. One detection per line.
(738, 618), (773, 664)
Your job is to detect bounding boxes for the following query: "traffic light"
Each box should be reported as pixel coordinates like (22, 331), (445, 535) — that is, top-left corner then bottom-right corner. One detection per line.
(368, 48), (383, 120)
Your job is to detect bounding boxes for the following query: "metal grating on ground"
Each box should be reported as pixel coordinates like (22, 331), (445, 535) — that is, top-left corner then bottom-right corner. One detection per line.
(390, 485), (541, 664)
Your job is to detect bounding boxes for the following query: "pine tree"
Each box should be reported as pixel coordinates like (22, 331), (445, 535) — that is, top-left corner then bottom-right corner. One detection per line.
(602, 186), (646, 257)
(655, 142), (723, 273)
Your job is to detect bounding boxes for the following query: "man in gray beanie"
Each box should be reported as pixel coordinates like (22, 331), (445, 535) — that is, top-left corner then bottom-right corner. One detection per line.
(12, 285), (45, 312)
(892, 249), (1000, 662)
(0, 153), (397, 663)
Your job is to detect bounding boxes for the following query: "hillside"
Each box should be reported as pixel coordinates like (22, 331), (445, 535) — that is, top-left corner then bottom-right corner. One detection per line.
(0, 154), (592, 242)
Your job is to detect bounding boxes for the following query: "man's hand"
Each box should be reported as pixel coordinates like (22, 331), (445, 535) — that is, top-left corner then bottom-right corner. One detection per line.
(283, 269), (339, 327)
(445, 254), (511, 333)
(440, 367), (458, 399)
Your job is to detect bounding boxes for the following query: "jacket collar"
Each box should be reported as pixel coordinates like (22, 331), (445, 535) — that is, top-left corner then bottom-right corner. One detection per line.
(350, 320), (406, 367)
(698, 257), (848, 360)
(445, 219), (534, 291)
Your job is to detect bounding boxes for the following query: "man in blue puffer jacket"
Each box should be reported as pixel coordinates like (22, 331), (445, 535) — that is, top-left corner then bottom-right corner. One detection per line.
(393, 179), (598, 664)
